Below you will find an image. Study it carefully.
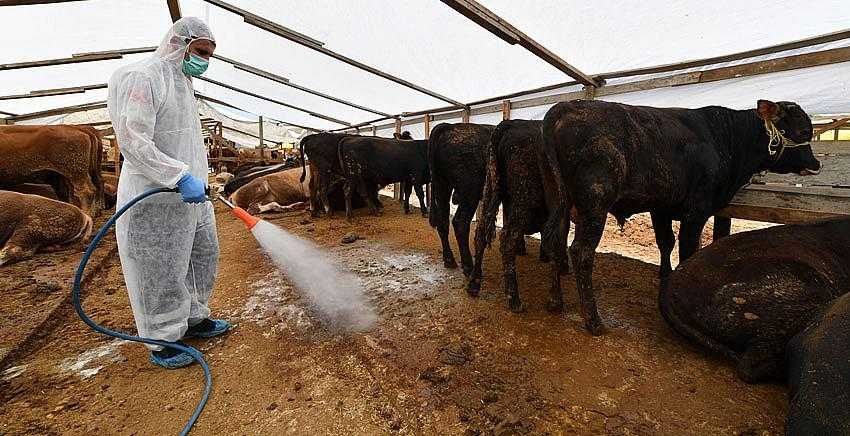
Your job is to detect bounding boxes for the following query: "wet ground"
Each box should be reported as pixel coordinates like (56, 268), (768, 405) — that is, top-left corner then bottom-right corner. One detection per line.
(1, 202), (786, 435)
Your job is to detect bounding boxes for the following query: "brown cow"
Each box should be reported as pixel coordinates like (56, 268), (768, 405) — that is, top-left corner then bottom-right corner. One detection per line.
(0, 125), (103, 216)
(230, 167), (309, 214)
(0, 191), (93, 266)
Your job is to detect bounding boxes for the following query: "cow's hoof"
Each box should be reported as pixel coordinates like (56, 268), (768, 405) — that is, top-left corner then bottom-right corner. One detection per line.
(462, 267), (473, 278)
(444, 258), (458, 269)
(420, 207), (429, 217)
(466, 280), (481, 297)
(403, 209), (411, 215)
(508, 299), (525, 313)
(545, 299), (564, 313)
(585, 319), (607, 336)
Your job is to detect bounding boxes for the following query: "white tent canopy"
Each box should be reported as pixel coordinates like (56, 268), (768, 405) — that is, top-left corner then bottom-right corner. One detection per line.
(2, 0), (850, 133)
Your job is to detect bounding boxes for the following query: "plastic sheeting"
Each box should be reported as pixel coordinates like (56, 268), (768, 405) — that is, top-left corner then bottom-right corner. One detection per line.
(2, 0), (850, 125)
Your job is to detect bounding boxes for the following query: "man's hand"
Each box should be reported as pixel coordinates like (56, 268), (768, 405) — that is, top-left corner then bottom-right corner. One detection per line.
(177, 174), (207, 203)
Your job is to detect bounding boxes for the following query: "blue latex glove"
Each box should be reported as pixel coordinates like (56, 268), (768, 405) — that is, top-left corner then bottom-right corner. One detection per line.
(176, 174), (207, 203)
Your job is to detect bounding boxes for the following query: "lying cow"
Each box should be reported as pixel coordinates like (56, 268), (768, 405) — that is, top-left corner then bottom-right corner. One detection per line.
(428, 123), (495, 276)
(540, 99), (822, 334)
(469, 120), (570, 312)
(223, 162), (294, 196)
(0, 125), (104, 216)
(659, 218), (850, 435)
(0, 191), (93, 266)
(231, 168), (309, 214)
(299, 132), (355, 216)
(337, 135), (429, 219)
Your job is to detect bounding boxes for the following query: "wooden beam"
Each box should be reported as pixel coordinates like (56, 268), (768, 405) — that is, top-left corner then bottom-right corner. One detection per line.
(814, 117), (850, 137)
(166, 0), (181, 22)
(195, 92), (322, 132)
(440, 0), (598, 87)
(8, 100), (107, 122)
(718, 185), (850, 224)
(212, 54), (391, 117)
(0, 46), (155, 71)
(221, 124), (280, 146)
(202, 0), (464, 107)
(197, 76), (351, 126)
(598, 28), (850, 80)
(0, 83), (107, 100)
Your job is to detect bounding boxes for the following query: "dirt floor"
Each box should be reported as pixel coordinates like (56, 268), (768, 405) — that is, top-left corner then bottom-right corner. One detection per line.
(1, 201), (787, 435)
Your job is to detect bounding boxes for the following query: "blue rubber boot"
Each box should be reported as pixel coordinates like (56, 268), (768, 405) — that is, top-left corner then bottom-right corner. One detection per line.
(184, 319), (231, 339)
(150, 342), (197, 369)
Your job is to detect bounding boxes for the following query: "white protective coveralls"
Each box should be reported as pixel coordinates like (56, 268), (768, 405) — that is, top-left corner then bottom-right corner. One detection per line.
(107, 18), (218, 350)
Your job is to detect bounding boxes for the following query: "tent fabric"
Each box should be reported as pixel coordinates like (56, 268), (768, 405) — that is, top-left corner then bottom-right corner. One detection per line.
(2, 0), (850, 129)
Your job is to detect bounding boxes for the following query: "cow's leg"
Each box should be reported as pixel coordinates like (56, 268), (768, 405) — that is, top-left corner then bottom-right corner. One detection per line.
(453, 200), (478, 277)
(431, 182), (457, 269)
(402, 181), (413, 214)
(320, 172), (334, 216)
(356, 180), (381, 216)
(650, 212), (675, 280)
(309, 172), (322, 217)
(570, 208), (607, 335)
(678, 217), (708, 263)
(500, 214), (527, 312)
(412, 183), (428, 217)
(0, 230), (38, 266)
(713, 215), (732, 242)
(343, 180), (354, 220)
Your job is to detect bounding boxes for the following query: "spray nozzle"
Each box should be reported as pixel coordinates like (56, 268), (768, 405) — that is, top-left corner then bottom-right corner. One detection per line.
(216, 195), (260, 230)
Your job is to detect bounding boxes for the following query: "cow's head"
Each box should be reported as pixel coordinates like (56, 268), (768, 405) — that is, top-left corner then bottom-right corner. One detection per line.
(394, 131), (413, 140)
(756, 100), (821, 175)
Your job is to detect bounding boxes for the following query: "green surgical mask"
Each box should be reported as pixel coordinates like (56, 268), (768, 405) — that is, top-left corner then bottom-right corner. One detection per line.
(182, 53), (209, 77)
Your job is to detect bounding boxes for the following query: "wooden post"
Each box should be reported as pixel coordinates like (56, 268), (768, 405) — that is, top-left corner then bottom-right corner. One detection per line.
(423, 114), (432, 210)
(834, 121), (840, 141)
(393, 118), (402, 200)
(501, 100), (511, 120)
(372, 126), (377, 136)
(111, 137), (121, 177)
(258, 115), (264, 149)
(462, 108), (470, 123)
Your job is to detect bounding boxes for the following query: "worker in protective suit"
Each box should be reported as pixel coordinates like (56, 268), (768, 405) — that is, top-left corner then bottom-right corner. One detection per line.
(107, 17), (230, 369)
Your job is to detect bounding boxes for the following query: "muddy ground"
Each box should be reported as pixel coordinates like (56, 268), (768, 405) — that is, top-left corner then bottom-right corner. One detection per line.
(1, 202), (785, 435)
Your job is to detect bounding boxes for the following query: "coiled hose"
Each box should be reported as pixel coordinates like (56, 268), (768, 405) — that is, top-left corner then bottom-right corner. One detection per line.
(71, 187), (211, 436)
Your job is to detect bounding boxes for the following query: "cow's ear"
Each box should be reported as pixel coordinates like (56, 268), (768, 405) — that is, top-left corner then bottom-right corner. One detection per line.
(757, 100), (782, 121)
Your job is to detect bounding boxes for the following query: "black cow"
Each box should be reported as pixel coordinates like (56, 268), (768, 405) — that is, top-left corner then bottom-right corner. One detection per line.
(299, 132), (355, 217)
(659, 218), (850, 435)
(540, 99), (821, 334)
(428, 123), (495, 276)
(468, 120), (569, 312)
(223, 161), (300, 196)
(337, 135), (429, 219)
(787, 291), (850, 435)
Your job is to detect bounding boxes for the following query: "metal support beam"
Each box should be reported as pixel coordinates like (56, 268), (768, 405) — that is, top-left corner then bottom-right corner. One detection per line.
(8, 100), (107, 122)
(197, 76), (351, 126)
(195, 92), (322, 132)
(0, 0), (87, 5)
(0, 46), (155, 71)
(440, 0), (598, 87)
(0, 83), (107, 100)
(221, 124), (280, 146)
(213, 54), (391, 117)
(166, 0), (181, 22)
(202, 0), (464, 106)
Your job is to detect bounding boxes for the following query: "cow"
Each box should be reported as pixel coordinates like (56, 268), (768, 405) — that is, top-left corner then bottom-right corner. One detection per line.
(658, 218), (850, 435)
(0, 125), (104, 216)
(0, 191), (93, 266)
(223, 161), (299, 196)
(787, 291), (850, 435)
(428, 123), (496, 276)
(540, 99), (822, 334)
(337, 135), (429, 219)
(231, 167), (309, 214)
(468, 120), (570, 312)
(299, 132), (355, 216)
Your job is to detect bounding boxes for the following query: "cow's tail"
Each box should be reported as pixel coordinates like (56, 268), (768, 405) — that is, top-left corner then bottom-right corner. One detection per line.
(658, 276), (739, 363)
(299, 137), (308, 183)
(428, 123), (450, 229)
(540, 108), (570, 259)
(473, 122), (506, 253)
